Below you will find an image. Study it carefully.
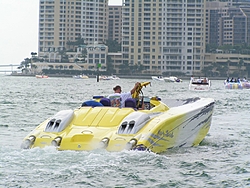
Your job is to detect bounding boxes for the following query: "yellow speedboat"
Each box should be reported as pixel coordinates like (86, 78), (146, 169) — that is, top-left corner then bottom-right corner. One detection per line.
(21, 82), (215, 154)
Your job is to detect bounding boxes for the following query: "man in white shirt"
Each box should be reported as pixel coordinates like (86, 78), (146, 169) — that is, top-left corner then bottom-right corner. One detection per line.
(108, 82), (140, 108)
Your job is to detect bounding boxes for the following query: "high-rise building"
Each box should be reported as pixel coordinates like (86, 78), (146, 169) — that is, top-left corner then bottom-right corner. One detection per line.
(162, 0), (206, 75)
(38, 0), (108, 61)
(122, 0), (163, 74)
(206, 1), (250, 46)
(108, 5), (123, 43)
(122, 0), (206, 75)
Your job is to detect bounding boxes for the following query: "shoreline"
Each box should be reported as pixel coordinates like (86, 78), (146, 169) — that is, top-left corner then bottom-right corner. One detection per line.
(8, 73), (227, 80)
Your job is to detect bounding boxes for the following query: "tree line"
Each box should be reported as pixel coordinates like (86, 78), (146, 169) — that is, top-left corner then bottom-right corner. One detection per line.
(18, 41), (250, 77)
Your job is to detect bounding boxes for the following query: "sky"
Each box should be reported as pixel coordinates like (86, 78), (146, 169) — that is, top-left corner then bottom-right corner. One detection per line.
(0, 0), (122, 66)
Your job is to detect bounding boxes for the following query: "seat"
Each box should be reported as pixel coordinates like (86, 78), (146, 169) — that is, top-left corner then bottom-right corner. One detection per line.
(100, 98), (111, 106)
(81, 100), (103, 107)
(124, 98), (137, 109)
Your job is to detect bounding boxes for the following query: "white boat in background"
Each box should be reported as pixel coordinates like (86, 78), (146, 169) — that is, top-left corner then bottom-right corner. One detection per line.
(189, 77), (211, 91)
(109, 75), (120, 80)
(151, 76), (164, 81)
(36, 75), (49, 78)
(99, 75), (120, 80)
(73, 74), (89, 79)
(164, 76), (182, 83)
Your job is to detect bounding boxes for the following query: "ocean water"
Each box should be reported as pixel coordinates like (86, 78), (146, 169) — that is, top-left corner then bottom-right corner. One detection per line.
(0, 75), (250, 188)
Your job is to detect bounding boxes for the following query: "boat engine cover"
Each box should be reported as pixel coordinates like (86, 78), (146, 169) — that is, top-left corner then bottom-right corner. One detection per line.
(118, 111), (150, 134)
(44, 110), (74, 132)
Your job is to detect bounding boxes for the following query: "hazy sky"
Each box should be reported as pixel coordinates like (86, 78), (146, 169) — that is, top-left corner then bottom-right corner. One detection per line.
(0, 0), (122, 66)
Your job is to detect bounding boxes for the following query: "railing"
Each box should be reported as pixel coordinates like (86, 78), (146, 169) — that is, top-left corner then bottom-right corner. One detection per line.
(0, 64), (20, 72)
(0, 70), (18, 72)
(0, 64), (20, 67)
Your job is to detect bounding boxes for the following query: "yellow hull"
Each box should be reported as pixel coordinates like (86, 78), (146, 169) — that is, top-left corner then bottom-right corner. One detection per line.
(21, 97), (215, 154)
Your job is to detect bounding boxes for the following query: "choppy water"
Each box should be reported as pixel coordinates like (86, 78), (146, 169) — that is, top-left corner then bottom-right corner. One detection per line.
(1, 75), (250, 188)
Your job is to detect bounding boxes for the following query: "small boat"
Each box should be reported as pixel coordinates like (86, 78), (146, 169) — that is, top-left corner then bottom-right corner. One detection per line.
(240, 78), (250, 89)
(151, 76), (164, 81)
(241, 81), (250, 89)
(99, 75), (120, 80)
(189, 77), (211, 91)
(164, 76), (182, 83)
(224, 81), (243, 89)
(21, 81), (215, 154)
(108, 75), (120, 80)
(73, 75), (89, 79)
(36, 75), (48, 78)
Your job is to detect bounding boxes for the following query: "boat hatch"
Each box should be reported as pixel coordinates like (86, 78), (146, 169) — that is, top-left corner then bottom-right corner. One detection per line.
(44, 110), (74, 132)
(118, 112), (150, 134)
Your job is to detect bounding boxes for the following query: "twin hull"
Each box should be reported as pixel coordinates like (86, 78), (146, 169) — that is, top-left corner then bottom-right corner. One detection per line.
(23, 98), (214, 153)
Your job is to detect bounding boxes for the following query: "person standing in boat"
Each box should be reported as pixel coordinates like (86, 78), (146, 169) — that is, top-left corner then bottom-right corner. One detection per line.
(108, 82), (140, 108)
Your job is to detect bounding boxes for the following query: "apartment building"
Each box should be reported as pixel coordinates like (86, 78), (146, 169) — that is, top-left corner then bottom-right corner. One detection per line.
(162, 0), (206, 75)
(108, 6), (123, 43)
(206, 1), (250, 46)
(122, 0), (206, 75)
(38, 0), (108, 61)
(122, 0), (162, 74)
(36, 0), (250, 76)
(204, 52), (250, 77)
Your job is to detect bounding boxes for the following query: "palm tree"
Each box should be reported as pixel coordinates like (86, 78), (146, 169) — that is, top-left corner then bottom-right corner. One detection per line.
(118, 61), (130, 74)
(19, 58), (31, 74)
(201, 64), (214, 77)
(238, 59), (245, 76)
(67, 36), (87, 51)
(58, 50), (69, 63)
(226, 60), (231, 77)
(106, 56), (115, 74)
(31, 52), (37, 57)
(105, 39), (121, 52)
(81, 48), (87, 63)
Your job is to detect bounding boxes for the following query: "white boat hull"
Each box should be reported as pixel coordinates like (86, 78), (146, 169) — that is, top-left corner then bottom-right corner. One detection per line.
(164, 76), (182, 83)
(189, 79), (211, 91)
(152, 76), (164, 81)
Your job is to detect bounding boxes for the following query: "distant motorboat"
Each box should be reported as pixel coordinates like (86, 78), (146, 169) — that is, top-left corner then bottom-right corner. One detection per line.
(189, 77), (211, 91)
(73, 75), (89, 79)
(241, 81), (250, 89)
(36, 75), (48, 78)
(108, 75), (120, 80)
(239, 78), (250, 89)
(164, 76), (182, 83)
(151, 76), (164, 81)
(99, 75), (120, 80)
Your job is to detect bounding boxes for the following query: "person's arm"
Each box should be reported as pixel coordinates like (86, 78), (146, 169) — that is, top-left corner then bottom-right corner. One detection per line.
(139, 97), (145, 110)
(130, 82), (140, 94)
